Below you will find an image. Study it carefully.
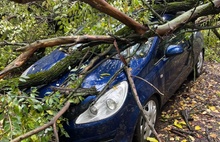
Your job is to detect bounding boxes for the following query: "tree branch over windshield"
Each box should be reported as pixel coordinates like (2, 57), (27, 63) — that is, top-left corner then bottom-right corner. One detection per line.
(0, 35), (116, 78)
(2, 0), (220, 141)
(2, 0), (220, 78)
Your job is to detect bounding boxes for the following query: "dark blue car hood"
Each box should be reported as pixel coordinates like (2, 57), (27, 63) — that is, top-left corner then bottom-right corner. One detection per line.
(82, 56), (150, 91)
(23, 50), (150, 91)
(23, 37), (159, 95)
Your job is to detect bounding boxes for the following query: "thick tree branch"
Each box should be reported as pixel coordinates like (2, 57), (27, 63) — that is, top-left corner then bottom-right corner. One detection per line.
(153, 1), (198, 14)
(16, 35), (115, 52)
(0, 35), (115, 78)
(212, 28), (220, 39)
(51, 86), (98, 97)
(149, 0), (220, 36)
(10, 0), (42, 3)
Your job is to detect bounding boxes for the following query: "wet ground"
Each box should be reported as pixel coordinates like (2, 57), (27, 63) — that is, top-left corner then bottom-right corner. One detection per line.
(156, 62), (220, 142)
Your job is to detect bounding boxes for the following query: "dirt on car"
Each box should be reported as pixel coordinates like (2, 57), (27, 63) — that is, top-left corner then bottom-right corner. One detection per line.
(156, 62), (220, 142)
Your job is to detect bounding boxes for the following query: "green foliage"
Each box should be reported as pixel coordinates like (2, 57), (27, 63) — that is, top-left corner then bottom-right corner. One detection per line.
(0, 0), (151, 69)
(0, 84), (68, 141)
(1, 0), (219, 141)
(52, 0), (151, 35)
(0, 0), (54, 70)
(202, 30), (220, 63)
(0, 1), (53, 42)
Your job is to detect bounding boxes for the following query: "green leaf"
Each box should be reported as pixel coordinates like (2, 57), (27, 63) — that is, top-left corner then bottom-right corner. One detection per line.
(34, 104), (43, 112)
(19, 78), (26, 82)
(20, 75), (30, 79)
(31, 135), (38, 141)
(46, 110), (55, 115)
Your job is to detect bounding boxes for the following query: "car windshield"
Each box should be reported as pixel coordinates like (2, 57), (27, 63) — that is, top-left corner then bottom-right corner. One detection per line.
(116, 37), (154, 59)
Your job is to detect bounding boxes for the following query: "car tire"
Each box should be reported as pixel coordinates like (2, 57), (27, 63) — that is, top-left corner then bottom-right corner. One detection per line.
(195, 50), (204, 77)
(133, 96), (159, 142)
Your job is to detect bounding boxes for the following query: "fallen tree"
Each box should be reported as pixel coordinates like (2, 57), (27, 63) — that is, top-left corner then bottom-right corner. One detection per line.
(2, 0), (220, 80)
(1, 0), (220, 141)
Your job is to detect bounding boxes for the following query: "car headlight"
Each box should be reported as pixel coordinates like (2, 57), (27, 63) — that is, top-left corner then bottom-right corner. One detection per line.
(75, 81), (128, 124)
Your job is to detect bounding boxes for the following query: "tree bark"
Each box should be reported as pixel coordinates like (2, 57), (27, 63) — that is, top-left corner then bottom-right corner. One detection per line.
(212, 28), (220, 39)
(149, 0), (220, 36)
(10, 0), (42, 3)
(153, 1), (198, 14)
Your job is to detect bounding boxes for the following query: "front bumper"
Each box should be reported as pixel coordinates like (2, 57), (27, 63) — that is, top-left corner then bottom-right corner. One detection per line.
(61, 93), (139, 142)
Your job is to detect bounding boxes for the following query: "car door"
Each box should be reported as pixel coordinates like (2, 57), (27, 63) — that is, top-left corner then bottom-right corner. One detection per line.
(163, 31), (190, 94)
(155, 31), (191, 95)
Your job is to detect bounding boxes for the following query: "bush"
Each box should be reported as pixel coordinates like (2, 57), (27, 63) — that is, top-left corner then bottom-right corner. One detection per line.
(202, 30), (220, 63)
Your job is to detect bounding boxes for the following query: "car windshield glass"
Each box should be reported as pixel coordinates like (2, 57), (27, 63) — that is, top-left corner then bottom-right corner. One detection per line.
(117, 37), (154, 58)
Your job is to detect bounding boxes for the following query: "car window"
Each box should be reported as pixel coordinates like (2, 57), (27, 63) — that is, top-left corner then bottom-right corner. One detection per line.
(155, 37), (168, 60)
(155, 31), (187, 60)
(120, 37), (154, 58)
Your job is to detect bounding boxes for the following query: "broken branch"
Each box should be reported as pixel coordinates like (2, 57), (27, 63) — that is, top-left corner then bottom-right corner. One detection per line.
(11, 101), (71, 142)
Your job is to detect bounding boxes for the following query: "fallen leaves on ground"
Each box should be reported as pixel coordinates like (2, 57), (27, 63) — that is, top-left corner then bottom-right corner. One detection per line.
(156, 62), (220, 142)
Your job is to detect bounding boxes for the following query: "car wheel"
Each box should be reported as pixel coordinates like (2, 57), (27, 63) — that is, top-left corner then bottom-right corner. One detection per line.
(133, 96), (159, 142)
(195, 50), (204, 77)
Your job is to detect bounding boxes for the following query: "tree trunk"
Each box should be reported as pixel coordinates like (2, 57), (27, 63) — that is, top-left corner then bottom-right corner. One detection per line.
(153, 1), (198, 14)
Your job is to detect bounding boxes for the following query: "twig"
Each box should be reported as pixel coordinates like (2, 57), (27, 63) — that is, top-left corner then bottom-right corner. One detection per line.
(205, 127), (212, 142)
(77, 49), (90, 69)
(132, 75), (164, 96)
(8, 114), (13, 141)
(93, 66), (124, 104)
(11, 101), (70, 142)
(170, 128), (187, 138)
(53, 123), (59, 142)
(211, 28), (220, 39)
(141, 0), (165, 23)
(189, 103), (206, 114)
(0, 41), (27, 47)
(113, 39), (162, 142)
(171, 127), (196, 136)
(193, 24), (220, 30)
(124, 66), (161, 142)
(180, 109), (193, 131)
(80, 45), (113, 75)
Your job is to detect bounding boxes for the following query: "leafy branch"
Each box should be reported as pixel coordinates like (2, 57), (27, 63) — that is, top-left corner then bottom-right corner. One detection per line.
(11, 101), (70, 142)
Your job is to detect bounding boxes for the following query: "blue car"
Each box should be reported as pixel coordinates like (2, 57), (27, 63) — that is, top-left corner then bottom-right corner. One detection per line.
(22, 16), (204, 142)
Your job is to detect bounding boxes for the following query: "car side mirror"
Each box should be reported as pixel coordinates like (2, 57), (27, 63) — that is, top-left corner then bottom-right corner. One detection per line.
(165, 45), (184, 57)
